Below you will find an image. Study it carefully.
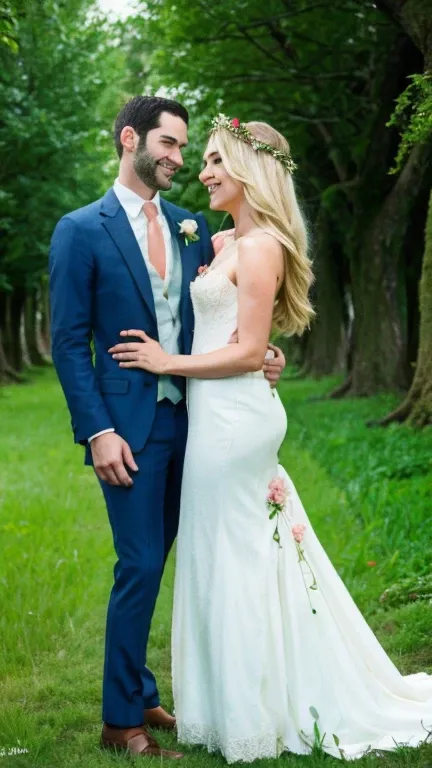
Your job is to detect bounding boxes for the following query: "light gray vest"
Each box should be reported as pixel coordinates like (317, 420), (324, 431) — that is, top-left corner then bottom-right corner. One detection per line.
(146, 240), (183, 404)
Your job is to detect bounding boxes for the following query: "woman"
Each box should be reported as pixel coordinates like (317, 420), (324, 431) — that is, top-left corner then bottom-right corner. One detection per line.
(109, 114), (432, 763)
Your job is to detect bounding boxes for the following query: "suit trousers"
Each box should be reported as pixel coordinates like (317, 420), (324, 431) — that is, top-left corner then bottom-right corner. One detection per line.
(99, 398), (188, 727)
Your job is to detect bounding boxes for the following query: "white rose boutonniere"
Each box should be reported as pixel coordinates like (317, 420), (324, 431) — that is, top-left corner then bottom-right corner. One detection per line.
(178, 219), (200, 246)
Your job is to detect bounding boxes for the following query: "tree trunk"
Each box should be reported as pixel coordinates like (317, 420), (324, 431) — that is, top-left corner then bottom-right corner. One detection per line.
(301, 207), (347, 377)
(377, 187), (432, 426)
(5, 288), (25, 372)
(350, 141), (432, 395)
(374, 0), (432, 69)
(39, 278), (51, 356)
(340, 33), (425, 397)
(24, 289), (47, 366)
(403, 191), (429, 374)
(0, 293), (23, 383)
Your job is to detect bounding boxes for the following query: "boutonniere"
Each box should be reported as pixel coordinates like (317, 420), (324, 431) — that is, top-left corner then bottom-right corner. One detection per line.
(178, 219), (200, 246)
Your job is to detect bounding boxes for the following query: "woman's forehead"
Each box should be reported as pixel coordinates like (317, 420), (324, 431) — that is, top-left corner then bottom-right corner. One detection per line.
(203, 138), (218, 160)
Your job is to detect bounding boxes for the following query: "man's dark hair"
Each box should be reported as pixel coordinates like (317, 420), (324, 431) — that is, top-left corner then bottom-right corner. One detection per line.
(114, 96), (189, 158)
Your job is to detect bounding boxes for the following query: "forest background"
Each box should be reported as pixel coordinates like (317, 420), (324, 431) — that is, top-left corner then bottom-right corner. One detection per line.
(1, 0), (432, 422)
(0, 1), (432, 766)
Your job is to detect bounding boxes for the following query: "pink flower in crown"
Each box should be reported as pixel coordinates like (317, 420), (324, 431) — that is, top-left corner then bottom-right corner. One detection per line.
(292, 523), (306, 543)
(231, 118), (240, 128)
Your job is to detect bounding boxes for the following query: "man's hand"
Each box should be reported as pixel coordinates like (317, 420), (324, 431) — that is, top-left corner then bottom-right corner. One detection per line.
(90, 432), (138, 487)
(263, 343), (286, 387)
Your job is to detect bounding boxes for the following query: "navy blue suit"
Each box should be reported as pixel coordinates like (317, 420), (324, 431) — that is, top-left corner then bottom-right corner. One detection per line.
(49, 188), (213, 726)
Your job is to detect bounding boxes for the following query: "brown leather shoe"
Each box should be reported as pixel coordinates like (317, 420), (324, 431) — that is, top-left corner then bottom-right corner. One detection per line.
(101, 724), (183, 759)
(144, 705), (176, 731)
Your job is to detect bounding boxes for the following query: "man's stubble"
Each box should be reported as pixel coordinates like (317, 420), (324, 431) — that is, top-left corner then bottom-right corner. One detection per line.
(133, 142), (170, 192)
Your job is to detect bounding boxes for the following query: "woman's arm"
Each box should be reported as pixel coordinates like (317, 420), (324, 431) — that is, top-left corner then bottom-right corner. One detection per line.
(110, 233), (284, 379)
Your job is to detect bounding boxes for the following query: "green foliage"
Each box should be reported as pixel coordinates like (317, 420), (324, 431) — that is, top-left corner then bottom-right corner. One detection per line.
(387, 73), (432, 174)
(0, 0), (126, 291)
(122, 0), (395, 226)
(278, 376), (432, 605)
(380, 574), (432, 609)
(0, 0), (19, 52)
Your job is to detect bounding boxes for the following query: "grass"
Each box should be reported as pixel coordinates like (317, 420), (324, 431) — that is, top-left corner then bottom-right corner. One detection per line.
(0, 368), (431, 768)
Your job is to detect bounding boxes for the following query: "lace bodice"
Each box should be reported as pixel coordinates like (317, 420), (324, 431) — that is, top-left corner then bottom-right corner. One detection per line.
(190, 270), (238, 355)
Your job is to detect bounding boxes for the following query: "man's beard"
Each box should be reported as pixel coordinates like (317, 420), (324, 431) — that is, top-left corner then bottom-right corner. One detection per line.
(133, 145), (171, 190)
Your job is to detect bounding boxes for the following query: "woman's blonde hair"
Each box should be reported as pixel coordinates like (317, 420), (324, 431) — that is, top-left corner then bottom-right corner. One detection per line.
(211, 121), (314, 335)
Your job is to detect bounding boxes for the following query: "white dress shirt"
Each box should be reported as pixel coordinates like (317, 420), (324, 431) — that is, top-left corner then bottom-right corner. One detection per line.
(89, 180), (174, 443)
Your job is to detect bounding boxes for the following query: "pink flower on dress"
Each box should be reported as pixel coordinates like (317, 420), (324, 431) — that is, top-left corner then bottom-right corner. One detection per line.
(267, 477), (288, 506)
(269, 477), (285, 490)
(197, 265), (209, 276)
(292, 523), (306, 543)
(268, 488), (286, 505)
(268, 477), (285, 492)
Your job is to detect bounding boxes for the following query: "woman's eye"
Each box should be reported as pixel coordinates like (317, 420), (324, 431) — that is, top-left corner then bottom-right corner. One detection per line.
(214, 158), (222, 165)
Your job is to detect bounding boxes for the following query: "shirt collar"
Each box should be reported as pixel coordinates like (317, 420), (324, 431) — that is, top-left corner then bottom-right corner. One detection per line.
(113, 178), (162, 220)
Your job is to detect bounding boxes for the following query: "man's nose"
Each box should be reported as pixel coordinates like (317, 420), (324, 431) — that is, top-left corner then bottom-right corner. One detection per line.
(169, 147), (184, 168)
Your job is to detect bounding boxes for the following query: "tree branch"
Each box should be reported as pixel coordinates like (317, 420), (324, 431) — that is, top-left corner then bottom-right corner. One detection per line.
(219, 71), (353, 84)
(194, 0), (286, 67)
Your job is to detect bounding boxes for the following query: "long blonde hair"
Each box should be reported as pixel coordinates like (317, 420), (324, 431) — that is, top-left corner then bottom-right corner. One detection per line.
(212, 121), (314, 335)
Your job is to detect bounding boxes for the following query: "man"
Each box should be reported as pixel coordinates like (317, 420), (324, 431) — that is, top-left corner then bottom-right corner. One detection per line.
(49, 96), (285, 759)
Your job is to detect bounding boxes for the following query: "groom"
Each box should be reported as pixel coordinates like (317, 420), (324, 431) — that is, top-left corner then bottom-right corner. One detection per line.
(49, 96), (285, 759)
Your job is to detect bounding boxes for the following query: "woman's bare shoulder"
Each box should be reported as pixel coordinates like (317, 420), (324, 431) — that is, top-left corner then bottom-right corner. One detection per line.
(237, 229), (284, 272)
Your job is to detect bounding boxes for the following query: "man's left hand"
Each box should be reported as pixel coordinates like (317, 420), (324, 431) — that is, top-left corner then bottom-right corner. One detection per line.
(263, 343), (286, 387)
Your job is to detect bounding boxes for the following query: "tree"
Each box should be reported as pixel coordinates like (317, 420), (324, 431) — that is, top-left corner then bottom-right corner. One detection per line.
(0, 0), (126, 381)
(374, 69), (432, 424)
(126, 0), (426, 389)
(369, 0), (432, 424)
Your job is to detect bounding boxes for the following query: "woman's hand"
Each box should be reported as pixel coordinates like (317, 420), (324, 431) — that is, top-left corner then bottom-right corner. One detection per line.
(109, 330), (171, 375)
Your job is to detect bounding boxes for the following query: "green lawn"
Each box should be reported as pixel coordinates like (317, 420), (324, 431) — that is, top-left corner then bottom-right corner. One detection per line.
(0, 368), (431, 768)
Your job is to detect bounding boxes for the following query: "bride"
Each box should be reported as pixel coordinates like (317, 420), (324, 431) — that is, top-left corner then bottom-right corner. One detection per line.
(110, 114), (432, 763)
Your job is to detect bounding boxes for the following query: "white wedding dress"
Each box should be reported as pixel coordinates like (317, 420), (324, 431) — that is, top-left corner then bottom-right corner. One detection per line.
(172, 264), (432, 763)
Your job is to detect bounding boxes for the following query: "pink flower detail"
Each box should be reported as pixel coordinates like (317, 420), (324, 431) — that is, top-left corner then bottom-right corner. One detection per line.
(268, 488), (286, 505)
(231, 118), (240, 128)
(267, 477), (288, 506)
(292, 523), (306, 543)
(197, 265), (208, 276)
(268, 477), (286, 493)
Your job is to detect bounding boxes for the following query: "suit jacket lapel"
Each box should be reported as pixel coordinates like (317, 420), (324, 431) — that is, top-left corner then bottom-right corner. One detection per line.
(160, 199), (192, 317)
(100, 189), (157, 323)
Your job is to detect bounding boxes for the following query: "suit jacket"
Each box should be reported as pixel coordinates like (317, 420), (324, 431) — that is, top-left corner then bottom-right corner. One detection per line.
(49, 187), (213, 459)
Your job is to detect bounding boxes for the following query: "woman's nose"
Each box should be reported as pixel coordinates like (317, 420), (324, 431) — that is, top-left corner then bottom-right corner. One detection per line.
(199, 166), (211, 183)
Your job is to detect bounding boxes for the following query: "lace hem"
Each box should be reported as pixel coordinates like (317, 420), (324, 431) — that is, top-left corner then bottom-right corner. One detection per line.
(176, 723), (285, 764)
(177, 721), (432, 764)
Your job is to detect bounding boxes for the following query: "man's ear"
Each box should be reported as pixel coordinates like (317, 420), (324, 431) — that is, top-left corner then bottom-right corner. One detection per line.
(120, 125), (137, 153)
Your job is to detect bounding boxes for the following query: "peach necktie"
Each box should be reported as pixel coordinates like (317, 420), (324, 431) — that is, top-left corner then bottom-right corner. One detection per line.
(143, 201), (166, 280)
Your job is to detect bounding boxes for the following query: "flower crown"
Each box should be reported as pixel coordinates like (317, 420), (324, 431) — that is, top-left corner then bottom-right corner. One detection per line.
(210, 113), (297, 174)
